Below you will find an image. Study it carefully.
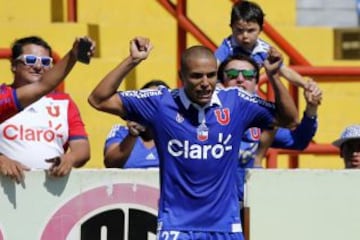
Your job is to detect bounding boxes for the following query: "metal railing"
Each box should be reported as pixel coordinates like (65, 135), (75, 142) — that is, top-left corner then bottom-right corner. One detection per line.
(67, 0), (77, 22)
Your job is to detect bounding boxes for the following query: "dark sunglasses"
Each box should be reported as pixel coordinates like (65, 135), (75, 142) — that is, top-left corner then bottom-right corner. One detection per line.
(224, 69), (256, 80)
(189, 71), (217, 79)
(16, 54), (53, 67)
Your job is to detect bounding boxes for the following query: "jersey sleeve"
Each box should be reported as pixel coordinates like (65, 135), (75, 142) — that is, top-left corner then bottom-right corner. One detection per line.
(271, 112), (318, 150)
(214, 37), (232, 63)
(118, 87), (167, 126)
(104, 124), (128, 151)
(67, 96), (88, 140)
(251, 38), (271, 68)
(238, 90), (277, 130)
(0, 84), (22, 123)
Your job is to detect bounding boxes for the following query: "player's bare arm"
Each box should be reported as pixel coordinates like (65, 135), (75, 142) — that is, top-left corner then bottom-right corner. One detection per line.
(264, 47), (299, 129)
(88, 37), (153, 118)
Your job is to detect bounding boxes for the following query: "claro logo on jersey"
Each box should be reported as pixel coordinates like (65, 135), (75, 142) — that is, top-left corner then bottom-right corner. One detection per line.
(167, 133), (232, 159)
(2, 122), (63, 142)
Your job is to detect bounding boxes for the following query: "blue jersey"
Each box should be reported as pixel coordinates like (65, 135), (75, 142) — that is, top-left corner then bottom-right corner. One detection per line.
(237, 112), (318, 200)
(215, 36), (271, 67)
(119, 86), (276, 233)
(104, 124), (159, 168)
(271, 113), (318, 150)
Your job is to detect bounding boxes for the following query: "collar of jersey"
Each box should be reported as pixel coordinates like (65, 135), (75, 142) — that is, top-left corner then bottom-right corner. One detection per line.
(179, 88), (222, 110)
(23, 96), (49, 111)
(229, 36), (269, 55)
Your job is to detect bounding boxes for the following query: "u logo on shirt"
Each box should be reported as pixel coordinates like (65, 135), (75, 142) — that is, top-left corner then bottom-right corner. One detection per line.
(249, 128), (261, 140)
(214, 108), (230, 126)
(46, 105), (60, 117)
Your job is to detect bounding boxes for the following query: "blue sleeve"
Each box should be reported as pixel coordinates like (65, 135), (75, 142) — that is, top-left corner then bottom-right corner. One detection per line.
(12, 87), (23, 111)
(118, 87), (167, 126)
(251, 52), (269, 68)
(104, 125), (128, 151)
(239, 92), (277, 131)
(215, 37), (232, 63)
(271, 112), (318, 150)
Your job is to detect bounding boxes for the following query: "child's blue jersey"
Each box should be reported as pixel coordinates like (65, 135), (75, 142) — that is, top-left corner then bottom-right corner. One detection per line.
(215, 36), (270, 67)
(104, 124), (159, 168)
(119, 86), (276, 233)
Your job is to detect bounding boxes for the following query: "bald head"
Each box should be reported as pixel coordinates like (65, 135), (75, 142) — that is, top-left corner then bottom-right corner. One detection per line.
(180, 45), (216, 76)
(177, 45), (218, 106)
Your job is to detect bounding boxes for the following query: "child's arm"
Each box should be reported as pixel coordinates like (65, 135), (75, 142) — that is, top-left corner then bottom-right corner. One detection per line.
(279, 65), (308, 89)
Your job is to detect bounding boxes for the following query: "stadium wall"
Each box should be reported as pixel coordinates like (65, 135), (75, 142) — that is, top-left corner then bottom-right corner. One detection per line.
(1, 169), (360, 239)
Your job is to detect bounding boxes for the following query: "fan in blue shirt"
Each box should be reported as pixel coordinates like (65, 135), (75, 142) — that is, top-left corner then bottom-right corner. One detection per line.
(218, 54), (322, 202)
(88, 36), (298, 240)
(103, 80), (169, 169)
(104, 123), (159, 168)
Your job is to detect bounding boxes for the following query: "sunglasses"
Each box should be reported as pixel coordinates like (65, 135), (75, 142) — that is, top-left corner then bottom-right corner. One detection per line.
(16, 54), (53, 67)
(224, 69), (256, 80)
(189, 71), (217, 79)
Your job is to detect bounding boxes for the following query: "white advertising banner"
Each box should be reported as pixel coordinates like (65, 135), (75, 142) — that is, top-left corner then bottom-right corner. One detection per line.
(245, 169), (360, 240)
(3, 168), (360, 240)
(0, 169), (159, 240)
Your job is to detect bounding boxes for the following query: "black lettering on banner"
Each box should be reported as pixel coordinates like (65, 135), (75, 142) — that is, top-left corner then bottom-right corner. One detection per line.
(128, 209), (157, 239)
(81, 209), (125, 240)
(80, 208), (157, 240)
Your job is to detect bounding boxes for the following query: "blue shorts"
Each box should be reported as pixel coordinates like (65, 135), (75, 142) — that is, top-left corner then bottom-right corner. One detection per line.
(157, 230), (244, 240)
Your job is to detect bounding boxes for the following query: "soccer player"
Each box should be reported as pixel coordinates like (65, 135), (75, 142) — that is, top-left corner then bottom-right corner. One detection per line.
(88, 36), (298, 239)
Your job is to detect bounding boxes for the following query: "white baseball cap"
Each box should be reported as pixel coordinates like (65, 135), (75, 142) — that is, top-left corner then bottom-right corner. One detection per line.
(332, 125), (360, 147)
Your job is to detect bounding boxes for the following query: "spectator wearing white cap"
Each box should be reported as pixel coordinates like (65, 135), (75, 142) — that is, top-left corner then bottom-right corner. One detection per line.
(332, 125), (360, 169)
